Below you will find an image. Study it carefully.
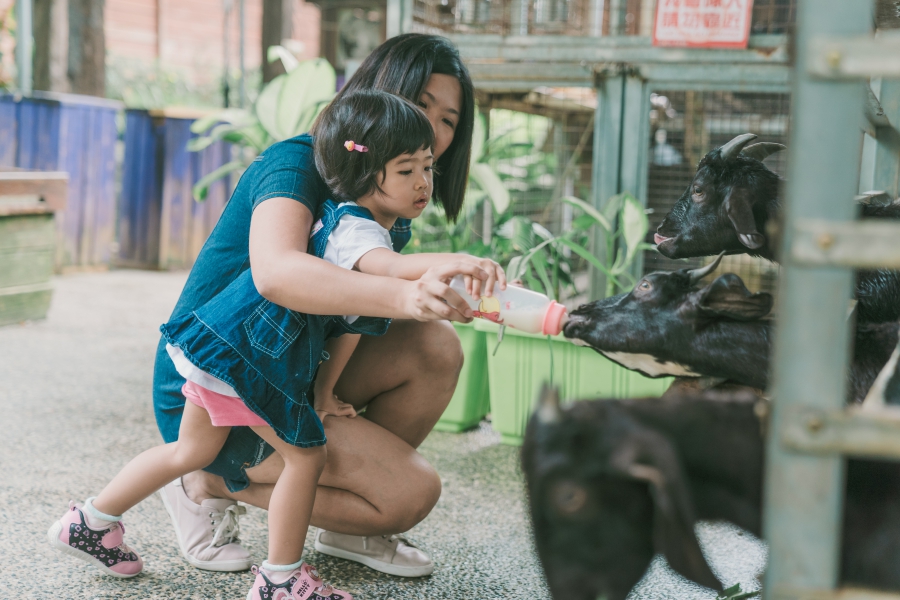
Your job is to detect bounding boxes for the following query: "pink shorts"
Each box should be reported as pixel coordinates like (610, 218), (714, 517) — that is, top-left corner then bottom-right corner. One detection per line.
(182, 380), (268, 427)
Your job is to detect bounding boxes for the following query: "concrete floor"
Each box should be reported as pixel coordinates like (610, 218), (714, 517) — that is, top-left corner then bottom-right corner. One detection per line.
(0, 270), (765, 599)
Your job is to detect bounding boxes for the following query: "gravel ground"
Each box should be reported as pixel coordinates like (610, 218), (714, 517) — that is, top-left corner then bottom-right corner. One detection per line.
(0, 270), (766, 599)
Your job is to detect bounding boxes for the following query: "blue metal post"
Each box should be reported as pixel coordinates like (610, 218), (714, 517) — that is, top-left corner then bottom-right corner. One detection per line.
(762, 0), (872, 595)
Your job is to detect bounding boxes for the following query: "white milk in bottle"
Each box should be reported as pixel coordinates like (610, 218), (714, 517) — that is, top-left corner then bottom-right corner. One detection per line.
(449, 275), (568, 335)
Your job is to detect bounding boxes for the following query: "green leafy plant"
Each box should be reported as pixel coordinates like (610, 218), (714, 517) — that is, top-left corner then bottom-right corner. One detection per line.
(188, 50), (336, 201)
(505, 192), (651, 300)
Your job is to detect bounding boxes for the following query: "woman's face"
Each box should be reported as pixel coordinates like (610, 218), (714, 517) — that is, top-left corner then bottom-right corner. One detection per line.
(417, 74), (462, 160)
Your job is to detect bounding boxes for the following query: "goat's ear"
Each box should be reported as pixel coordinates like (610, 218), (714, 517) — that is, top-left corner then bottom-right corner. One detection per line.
(698, 274), (773, 320)
(723, 186), (766, 249)
(611, 433), (722, 592)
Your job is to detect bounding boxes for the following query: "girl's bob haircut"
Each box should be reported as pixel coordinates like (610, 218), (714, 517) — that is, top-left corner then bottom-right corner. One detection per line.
(312, 34), (474, 222)
(314, 90), (435, 203)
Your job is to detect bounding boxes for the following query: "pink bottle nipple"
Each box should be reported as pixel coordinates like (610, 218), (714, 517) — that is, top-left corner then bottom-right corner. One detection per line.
(541, 301), (568, 336)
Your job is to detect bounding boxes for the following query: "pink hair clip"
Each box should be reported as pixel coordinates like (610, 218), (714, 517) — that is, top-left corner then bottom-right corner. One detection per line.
(344, 140), (368, 153)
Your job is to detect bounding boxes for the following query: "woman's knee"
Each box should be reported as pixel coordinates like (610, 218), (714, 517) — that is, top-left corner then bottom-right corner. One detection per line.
(408, 320), (463, 380)
(382, 458), (442, 532)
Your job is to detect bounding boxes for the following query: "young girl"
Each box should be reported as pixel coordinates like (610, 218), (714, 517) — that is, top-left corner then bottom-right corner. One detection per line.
(49, 89), (504, 600)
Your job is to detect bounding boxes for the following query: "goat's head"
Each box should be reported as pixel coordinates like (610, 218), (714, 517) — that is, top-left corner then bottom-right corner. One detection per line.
(522, 386), (724, 600)
(563, 254), (773, 379)
(655, 133), (785, 260)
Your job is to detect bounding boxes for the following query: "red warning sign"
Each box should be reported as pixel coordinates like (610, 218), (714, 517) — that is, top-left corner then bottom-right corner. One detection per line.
(653, 0), (754, 49)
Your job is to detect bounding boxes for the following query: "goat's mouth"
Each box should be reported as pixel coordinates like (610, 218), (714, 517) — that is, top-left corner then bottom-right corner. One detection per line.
(654, 232), (675, 246)
(563, 316), (596, 347)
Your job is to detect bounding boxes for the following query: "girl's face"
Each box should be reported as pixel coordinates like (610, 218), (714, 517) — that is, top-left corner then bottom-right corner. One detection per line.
(359, 147), (434, 227)
(417, 74), (462, 160)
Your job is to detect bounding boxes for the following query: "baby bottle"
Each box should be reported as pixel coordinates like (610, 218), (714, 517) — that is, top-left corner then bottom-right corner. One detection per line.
(449, 275), (568, 335)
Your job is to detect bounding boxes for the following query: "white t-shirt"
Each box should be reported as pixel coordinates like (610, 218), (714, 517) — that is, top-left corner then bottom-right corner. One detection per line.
(168, 202), (392, 393)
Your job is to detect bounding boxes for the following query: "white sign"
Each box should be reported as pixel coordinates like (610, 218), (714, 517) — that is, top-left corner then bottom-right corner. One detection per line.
(653, 0), (754, 49)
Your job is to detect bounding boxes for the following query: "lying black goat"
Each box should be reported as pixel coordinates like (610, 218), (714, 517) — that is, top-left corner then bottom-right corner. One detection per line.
(563, 255), (898, 402)
(653, 132), (900, 323)
(522, 387), (900, 600)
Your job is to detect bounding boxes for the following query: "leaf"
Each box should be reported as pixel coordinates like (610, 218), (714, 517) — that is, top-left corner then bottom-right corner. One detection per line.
(192, 160), (244, 202)
(255, 75), (285, 139)
(561, 195), (612, 232)
(470, 162), (511, 213)
(620, 193), (650, 265)
(190, 108), (256, 134)
(506, 255), (526, 281)
(602, 192), (626, 223)
(556, 237), (618, 281)
(530, 251), (555, 299)
(275, 58), (336, 140)
(470, 110), (487, 166)
(292, 99), (331, 137)
(267, 44), (300, 72)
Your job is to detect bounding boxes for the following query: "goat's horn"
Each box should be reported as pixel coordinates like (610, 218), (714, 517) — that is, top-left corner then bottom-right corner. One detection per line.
(687, 251), (726, 284)
(718, 133), (758, 161)
(537, 384), (561, 424)
(741, 142), (786, 162)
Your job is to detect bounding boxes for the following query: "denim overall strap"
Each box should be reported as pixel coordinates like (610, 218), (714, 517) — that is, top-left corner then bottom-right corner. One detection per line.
(310, 200), (411, 257)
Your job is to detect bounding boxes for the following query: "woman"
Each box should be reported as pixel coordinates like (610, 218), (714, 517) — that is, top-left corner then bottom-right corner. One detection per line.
(152, 34), (488, 577)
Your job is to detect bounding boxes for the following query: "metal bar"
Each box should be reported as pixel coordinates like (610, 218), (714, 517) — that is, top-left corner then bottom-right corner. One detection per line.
(589, 72), (624, 300)
(792, 219), (900, 269)
(386, 0), (401, 38)
(771, 587), (900, 600)
(619, 74), (649, 282)
(781, 405), (900, 460)
(808, 32), (900, 79)
(872, 79), (900, 197)
(762, 0), (871, 596)
(16, 0), (33, 95)
(465, 61), (791, 93)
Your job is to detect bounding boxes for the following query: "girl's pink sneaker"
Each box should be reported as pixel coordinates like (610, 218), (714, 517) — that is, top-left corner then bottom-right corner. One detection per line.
(47, 502), (143, 578)
(246, 563), (353, 600)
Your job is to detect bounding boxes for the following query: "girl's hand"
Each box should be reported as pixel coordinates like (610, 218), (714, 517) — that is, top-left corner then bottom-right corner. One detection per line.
(460, 257), (506, 299)
(314, 390), (357, 421)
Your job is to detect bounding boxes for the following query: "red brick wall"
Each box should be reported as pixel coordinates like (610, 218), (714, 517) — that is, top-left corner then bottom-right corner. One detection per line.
(105, 0), (320, 85)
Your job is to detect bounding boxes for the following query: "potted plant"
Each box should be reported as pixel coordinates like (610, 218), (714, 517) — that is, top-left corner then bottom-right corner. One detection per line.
(483, 192), (674, 445)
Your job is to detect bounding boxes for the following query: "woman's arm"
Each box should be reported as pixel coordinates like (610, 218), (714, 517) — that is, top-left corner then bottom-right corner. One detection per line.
(249, 198), (484, 321)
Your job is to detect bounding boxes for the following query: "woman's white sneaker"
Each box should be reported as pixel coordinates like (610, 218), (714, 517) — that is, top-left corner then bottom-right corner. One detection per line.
(158, 478), (252, 572)
(313, 528), (434, 577)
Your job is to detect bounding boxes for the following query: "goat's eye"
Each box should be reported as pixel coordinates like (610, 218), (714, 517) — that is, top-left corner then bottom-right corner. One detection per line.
(551, 481), (588, 515)
(693, 186), (703, 196)
(638, 280), (652, 292)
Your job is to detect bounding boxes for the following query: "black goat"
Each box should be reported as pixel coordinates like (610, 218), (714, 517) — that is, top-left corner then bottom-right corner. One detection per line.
(563, 256), (898, 402)
(653, 133), (900, 323)
(522, 387), (900, 600)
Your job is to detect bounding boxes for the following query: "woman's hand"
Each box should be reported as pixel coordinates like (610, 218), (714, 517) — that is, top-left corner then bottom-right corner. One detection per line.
(399, 260), (504, 322)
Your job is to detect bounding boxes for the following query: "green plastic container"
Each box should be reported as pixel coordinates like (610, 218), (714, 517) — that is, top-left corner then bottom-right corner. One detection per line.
(433, 321), (491, 432)
(475, 319), (673, 445)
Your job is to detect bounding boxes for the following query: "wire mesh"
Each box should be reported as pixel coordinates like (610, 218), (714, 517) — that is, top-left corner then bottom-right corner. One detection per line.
(643, 89), (790, 294)
(413, 0), (796, 37)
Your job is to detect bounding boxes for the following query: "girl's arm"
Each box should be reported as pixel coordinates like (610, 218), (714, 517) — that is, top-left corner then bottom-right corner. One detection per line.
(356, 249), (507, 298)
(249, 198), (487, 320)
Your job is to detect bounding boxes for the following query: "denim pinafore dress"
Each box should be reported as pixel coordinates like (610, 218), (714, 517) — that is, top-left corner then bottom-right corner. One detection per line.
(160, 201), (411, 447)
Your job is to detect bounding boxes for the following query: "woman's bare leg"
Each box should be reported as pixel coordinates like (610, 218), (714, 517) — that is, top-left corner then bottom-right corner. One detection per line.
(182, 319), (461, 534)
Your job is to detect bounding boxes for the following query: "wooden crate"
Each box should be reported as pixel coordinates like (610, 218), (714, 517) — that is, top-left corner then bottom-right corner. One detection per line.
(0, 171), (68, 326)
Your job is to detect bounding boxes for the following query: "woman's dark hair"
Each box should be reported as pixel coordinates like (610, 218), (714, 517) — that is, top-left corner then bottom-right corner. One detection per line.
(314, 90), (435, 203)
(312, 34), (474, 221)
